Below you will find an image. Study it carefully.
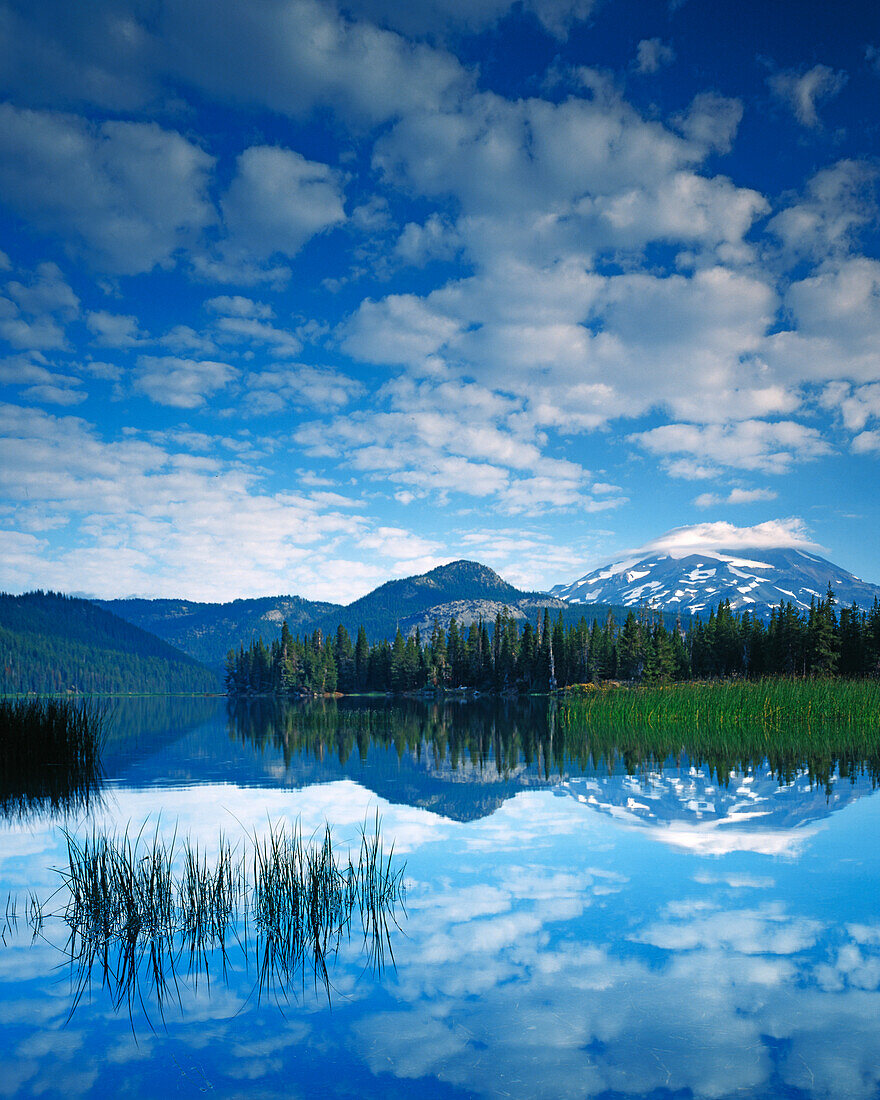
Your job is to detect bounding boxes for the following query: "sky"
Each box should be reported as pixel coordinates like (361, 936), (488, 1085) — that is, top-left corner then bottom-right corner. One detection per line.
(0, 0), (878, 603)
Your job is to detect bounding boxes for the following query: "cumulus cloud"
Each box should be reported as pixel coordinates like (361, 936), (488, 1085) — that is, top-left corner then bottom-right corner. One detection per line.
(0, 104), (214, 273)
(767, 258), (880, 384)
(768, 63), (847, 128)
(133, 356), (239, 408)
(161, 0), (470, 125)
(394, 214), (461, 266)
(218, 146), (346, 265)
(342, 0), (596, 39)
(86, 310), (144, 347)
(672, 92), (743, 154)
(630, 419), (832, 475)
(243, 365), (363, 414)
(0, 402), (421, 601)
(293, 376), (617, 515)
(820, 381), (880, 432)
(768, 160), (878, 262)
(0, 351), (86, 405)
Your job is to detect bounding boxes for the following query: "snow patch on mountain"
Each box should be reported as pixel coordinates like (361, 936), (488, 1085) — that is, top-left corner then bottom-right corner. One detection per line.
(551, 546), (880, 617)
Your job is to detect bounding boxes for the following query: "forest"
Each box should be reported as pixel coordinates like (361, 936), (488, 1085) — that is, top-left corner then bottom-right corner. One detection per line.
(0, 591), (219, 695)
(225, 587), (880, 697)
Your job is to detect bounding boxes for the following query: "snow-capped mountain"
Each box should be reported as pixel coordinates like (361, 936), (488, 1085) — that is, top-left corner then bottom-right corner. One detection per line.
(551, 546), (880, 616)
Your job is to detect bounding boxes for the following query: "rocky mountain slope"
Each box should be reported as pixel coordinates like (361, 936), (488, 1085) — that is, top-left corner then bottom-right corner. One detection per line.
(552, 546), (880, 617)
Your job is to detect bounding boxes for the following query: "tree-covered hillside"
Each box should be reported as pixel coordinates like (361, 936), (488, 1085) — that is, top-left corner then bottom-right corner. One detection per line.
(0, 592), (220, 694)
(96, 595), (341, 669)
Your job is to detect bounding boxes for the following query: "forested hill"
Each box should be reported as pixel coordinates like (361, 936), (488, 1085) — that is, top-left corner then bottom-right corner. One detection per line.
(95, 594), (341, 670)
(0, 591), (220, 694)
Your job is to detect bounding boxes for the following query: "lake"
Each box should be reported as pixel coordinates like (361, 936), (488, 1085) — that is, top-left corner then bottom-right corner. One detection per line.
(3, 695), (880, 1099)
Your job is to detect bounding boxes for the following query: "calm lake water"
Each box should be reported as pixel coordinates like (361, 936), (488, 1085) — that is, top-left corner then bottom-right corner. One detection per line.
(3, 695), (880, 1099)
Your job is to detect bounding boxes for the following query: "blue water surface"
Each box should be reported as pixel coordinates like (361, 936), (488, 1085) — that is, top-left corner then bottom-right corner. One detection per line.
(2, 696), (880, 1099)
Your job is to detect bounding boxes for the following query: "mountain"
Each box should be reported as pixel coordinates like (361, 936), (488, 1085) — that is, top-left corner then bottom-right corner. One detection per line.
(551, 546), (880, 617)
(308, 559), (554, 641)
(95, 595), (341, 669)
(97, 561), (687, 668)
(0, 591), (219, 694)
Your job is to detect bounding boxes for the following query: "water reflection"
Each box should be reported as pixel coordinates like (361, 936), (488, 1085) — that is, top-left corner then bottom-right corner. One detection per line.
(3, 818), (405, 1034)
(3, 696), (880, 1099)
(228, 696), (880, 837)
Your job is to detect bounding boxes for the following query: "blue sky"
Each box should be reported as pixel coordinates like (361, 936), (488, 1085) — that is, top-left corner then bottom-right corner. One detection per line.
(0, 0), (878, 602)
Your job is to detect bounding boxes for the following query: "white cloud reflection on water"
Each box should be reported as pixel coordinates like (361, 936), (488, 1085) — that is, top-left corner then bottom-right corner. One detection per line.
(2, 779), (880, 1097)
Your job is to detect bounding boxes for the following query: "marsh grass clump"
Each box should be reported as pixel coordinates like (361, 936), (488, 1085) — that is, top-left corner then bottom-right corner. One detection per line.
(559, 679), (880, 788)
(20, 817), (405, 1026)
(0, 697), (107, 817)
(560, 678), (880, 735)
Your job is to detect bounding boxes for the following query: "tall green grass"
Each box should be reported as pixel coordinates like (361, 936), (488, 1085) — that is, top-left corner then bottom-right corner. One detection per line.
(12, 817), (405, 1026)
(0, 697), (107, 817)
(559, 679), (880, 787)
(562, 679), (880, 732)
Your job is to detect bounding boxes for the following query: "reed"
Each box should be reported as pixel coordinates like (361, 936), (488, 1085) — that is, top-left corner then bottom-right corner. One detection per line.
(18, 817), (405, 1025)
(559, 679), (880, 787)
(0, 697), (107, 817)
(561, 679), (880, 733)
(0, 695), (108, 763)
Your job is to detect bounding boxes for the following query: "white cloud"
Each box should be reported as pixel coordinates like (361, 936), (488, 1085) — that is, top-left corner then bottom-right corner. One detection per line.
(694, 487), (778, 508)
(672, 92), (743, 154)
(631, 419), (831, 475)
(0, 353), (85, 404)
(0, 402), (394, 601)
(768, 258), (880, 384)
(348, 0), (596, 39)
(852, 430), (880, 454)
(820, 380), (880, 432)
(634, 903), (822, 955)
(394, 214), (461, 266)
(625, 518), (823, 557)
(6, 261), (78, 317)
(243, 365), (362, 414)
(161, 0), (470, 125)
(0, 105), (215, 274)
(634, 38), (675, 75)
(768, 160), (878, 262)
(293, 376), (615, 515)
(86, 310), (144, 347)
(218, 145), (346, 267)
(205, 296), (274, 320)
(768, 64), (847, 128)
(133, 356), (238, 408)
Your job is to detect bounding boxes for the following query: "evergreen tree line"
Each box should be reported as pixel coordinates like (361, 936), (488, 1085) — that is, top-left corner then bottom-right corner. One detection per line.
(225, 588), (880, 697)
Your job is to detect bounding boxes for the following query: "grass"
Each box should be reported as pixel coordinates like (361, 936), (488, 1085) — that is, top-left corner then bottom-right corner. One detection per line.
(8, 817), (405, 1027)
(559, 679), (880, 787)
(0, 697), (108, 817)
(562, 678), (880, 732)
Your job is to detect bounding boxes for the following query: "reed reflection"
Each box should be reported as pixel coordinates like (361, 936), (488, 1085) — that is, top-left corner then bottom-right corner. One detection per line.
(3, 818), (405, 1031)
